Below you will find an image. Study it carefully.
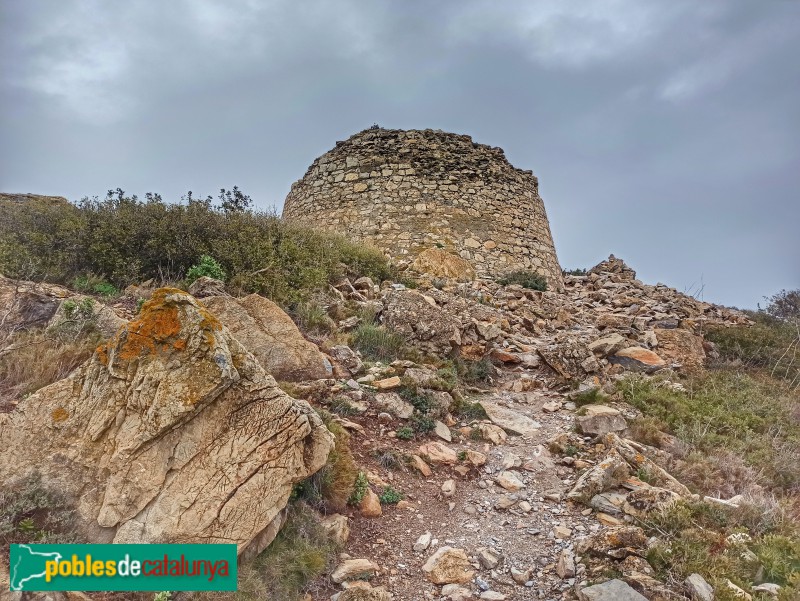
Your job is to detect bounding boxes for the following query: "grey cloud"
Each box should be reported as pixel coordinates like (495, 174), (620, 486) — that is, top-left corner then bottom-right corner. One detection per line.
(1, 0), (798, 308)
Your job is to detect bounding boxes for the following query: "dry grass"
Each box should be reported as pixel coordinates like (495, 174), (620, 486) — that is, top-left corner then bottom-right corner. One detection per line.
(0, 327), (100, 412)
(194, 503), (339, 601)
(292, 412), (359, 513)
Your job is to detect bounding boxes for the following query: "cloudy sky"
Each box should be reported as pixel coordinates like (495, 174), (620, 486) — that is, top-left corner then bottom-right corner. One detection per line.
(1, 1), (798, 308)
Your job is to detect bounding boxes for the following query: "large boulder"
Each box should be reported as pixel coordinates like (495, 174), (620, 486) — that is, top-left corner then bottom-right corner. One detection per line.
(202, 293), (332, 381)
(653, 328), (706, 372)
(0, 275), (125, 338)
(382, 289), (463, 355)
(411, 248), (476, 282)
(0, 288), (334, 558)
(0, 275), (67, 330)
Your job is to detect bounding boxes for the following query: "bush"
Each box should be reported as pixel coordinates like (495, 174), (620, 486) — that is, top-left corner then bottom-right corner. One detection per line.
(0, 473), (78, 547)
(396, 426), (414, 440)
(379, 487), (403, 504)
(185, 255), (226, 284)
(706, 313), (799, 388)
(498, 270), (547, 291)
(348, 472), (370, 506)
(351, 324), (405, 361)
(292, 415), (358, 512)
(230, 502), (338, 601)
(0, 190), (392, 307)
(619, 371), (800, 494)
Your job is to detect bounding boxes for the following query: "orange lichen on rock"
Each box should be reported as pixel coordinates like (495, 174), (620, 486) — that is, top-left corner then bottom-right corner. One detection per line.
(52, 407), (69, 422)
(96, 343), (109, 365)
(116, 288), (185, 361)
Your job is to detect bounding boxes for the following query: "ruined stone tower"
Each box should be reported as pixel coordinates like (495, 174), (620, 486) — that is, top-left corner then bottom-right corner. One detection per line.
(282, 128), (563, 289)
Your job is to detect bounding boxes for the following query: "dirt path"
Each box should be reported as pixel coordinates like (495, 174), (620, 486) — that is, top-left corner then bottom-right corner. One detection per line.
(329, 373), (598, 601)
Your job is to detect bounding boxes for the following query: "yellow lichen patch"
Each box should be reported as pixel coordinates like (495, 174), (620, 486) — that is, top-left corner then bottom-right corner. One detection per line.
(52, 407), (69, 422)
(197, 305), (223, 348)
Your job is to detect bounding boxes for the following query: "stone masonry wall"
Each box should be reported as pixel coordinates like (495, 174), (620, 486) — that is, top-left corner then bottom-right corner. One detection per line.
(282, 128), (563, 289)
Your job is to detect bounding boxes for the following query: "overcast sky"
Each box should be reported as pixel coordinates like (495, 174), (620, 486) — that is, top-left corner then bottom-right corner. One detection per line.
(1, 1), (798, 308)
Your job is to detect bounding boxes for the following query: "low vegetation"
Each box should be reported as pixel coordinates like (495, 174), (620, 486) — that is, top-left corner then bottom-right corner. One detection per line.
(0, 304), (102, 411)
(497, 269), (548, 291)
(0, 473), (79, 548)
(617, 298), (800, 599)
(351, 323), (405, 361)
(199, 503), (339, 601)
(0, 189), (392, 307)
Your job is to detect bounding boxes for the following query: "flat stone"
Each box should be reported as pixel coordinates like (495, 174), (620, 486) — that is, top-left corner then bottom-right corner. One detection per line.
(422, 546), (475, 584)
(496, 471), (525, 492)
(684, 573), (714, 601)
(413, 531), (432, 552)
(578, 579), (648, 601)
(331, 558), (379, 583)
(479, 401), (541, 436)
(609, 347), (666, 373)
(373, 376), (401, 390)
(435, 420), (452, 442)
(418, 442), (457, 465)
(373, 392), (414, 419)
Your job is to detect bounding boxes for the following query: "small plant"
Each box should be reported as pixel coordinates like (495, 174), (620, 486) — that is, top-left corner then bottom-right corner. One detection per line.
(571, 387), (607, 408)
(375, 450), (406, 471)
(451, 397), (487, 421)
(498, 270), (548, 291)
(185, 255), (226, 284)
(635, 466), (655, 484)
(62, 298), (95, 322)
(564, 444), (580, 457)
(400, 387), (433, 413)
(351, 324), (405, 361)
(328, 397), (359, 417)
(136, 297), (146, 314)
(379, 487), (403, 505)
(457, 451), (468, 461)
(293, 302), (334, 334)
(348, 472), (370, 506)
(411, 413), (436, 434)
(92, 281), (118, 297)
(153, 593), (171, 601)
(455, 357), (495, 385)
(396, 426), (414, 440)
(564, 268), (588, 276)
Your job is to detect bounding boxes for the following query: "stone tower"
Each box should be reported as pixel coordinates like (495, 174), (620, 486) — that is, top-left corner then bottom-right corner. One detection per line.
(282, 128), (563, 289)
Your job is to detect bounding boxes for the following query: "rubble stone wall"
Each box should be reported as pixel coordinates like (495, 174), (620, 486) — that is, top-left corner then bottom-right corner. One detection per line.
(282, 128), (564, 289)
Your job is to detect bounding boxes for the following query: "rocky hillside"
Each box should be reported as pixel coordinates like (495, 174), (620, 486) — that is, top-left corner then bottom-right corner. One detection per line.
(1, 238), (797, 601)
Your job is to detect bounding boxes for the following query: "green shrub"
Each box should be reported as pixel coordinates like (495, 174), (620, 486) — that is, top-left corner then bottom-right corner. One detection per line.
(231, 502), (338, 601)
(72, 274), (117, 297)
(186, 255), (226, 284)
(411, 413), (435, 434)
(451, 397), (487, 421)
(455, 357), (494, 385)
(498, 270), (547, 291)
(293, 302), (334, 334)
(348, 472), (370, 506)
(706, 313), (799, 387)
(379, 487), (403, 504)
(619, 371), (800, 493)
(0, 190), (391, 308)
(396, 426), (414, 440)
(563, 268), (588, 276)
(0, 473), (78, 547)
(292, 415), (358, 512)
(351, 324), (405, 361)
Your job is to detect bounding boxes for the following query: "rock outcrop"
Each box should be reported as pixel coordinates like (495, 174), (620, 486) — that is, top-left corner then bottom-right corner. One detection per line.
(0, 288), (334, 558)
(202, 293), (332, 381)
